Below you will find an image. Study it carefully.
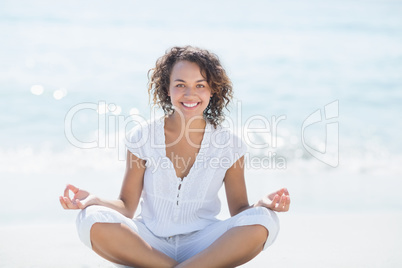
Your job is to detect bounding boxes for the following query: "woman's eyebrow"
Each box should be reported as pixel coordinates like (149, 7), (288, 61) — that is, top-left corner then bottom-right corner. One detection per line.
(173, 79), (207, 83)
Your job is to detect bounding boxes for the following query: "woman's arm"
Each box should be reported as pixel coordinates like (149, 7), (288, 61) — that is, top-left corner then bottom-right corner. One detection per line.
(59, 151), (146, 218)
(224, 156), (251, 216)
(117, 150), (146, 218)
(224, 156), (290, 215)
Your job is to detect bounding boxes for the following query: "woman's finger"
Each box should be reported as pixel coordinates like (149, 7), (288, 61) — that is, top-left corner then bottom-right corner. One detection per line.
(278, 188), (286, 196)
(268, 191), (278, 201)
(59, 196), (68, 209)
(64, 184), (80, 199)
(67, 184), (80, 195)
(271, 194), (280, 209)
(269, 188), (286, 201)
(62, 197), (74, 210)
(64, 196), (77, 209)
(284, 196), (291, 211)
(281, 195), (287, 207)
(63, 185), (71, 198)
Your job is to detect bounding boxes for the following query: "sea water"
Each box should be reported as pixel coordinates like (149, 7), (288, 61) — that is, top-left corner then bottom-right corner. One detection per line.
(1, 0), (402, 224)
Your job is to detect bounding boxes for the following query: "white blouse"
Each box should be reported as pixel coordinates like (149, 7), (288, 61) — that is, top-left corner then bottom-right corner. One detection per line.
(126, 116), (247, 237)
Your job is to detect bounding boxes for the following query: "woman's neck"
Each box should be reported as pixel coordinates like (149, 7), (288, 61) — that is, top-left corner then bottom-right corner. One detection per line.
(165, 113), (207, 133)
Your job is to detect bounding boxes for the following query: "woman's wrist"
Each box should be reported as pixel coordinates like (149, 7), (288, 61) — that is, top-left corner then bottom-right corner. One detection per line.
(253, 200), (263, 208)
(93, 195), (109, 207)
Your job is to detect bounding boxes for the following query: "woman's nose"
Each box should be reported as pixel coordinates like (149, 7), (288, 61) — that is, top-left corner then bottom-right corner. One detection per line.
(184, 85), (196, 96)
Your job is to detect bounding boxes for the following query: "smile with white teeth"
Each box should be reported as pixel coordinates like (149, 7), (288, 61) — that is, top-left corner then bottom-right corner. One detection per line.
(182, 102), (199, 108)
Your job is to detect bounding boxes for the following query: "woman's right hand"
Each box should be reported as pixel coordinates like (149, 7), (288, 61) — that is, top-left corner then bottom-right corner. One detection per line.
(59, 184), (98, 210)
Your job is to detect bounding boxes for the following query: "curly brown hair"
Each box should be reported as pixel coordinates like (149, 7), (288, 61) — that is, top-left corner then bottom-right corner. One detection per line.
(148, 46), (233, 128)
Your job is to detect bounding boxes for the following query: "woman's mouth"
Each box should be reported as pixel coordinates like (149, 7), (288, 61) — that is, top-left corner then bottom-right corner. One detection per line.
(181, 102), (200, 108)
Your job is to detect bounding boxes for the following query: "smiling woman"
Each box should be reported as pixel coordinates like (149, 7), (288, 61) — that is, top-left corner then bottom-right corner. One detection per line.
(60, 46), (290, 268)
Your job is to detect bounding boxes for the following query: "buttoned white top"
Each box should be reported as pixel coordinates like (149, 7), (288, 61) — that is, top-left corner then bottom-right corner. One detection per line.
(126, 116), (247, 237)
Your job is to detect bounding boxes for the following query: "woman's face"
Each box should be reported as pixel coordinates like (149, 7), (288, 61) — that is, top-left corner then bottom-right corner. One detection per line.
(168, 60), (212, 120)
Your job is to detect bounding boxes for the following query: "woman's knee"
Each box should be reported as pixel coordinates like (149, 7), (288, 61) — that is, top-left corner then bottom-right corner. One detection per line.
(90, 222), (119, 245)
(248, 224), (269, 244)
(76, 206), (121, 248)
(234, 206), (280, 249)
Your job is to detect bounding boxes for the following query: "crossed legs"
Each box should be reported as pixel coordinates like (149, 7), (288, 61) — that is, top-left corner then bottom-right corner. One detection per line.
(90, 223), (268, 268)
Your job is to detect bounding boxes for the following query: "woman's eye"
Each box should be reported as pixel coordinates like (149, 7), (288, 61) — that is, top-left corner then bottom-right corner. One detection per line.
(196, 84), (205, 88)
(176, 84), (185, 88)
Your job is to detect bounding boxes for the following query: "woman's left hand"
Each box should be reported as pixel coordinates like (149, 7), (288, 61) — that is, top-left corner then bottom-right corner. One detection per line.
(255, 188), (290, 212)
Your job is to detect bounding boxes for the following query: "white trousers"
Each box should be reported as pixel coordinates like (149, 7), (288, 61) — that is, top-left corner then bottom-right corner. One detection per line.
(76, 205), (279, 266)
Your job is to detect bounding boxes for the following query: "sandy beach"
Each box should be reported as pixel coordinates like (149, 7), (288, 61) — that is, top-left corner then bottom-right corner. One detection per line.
(1, 211), (401, 268)
(1, 163), (401, 268)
